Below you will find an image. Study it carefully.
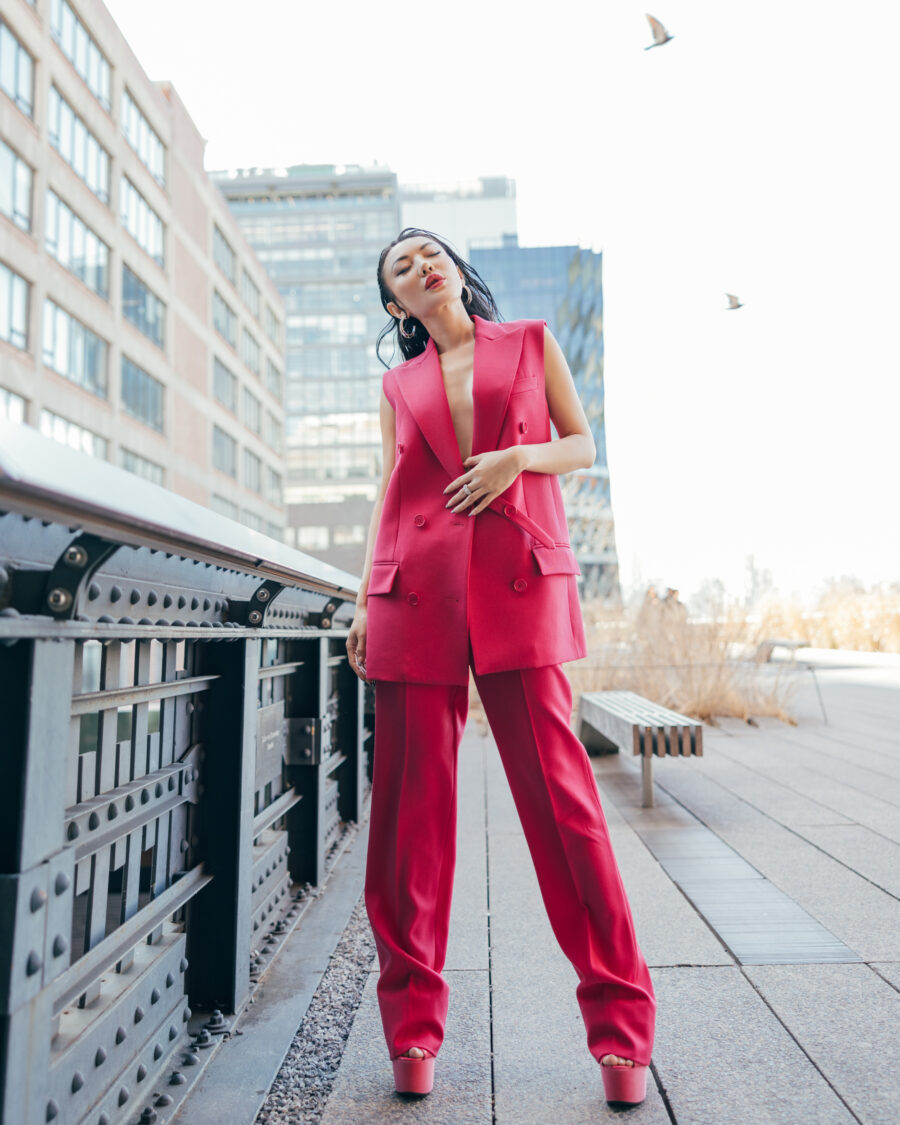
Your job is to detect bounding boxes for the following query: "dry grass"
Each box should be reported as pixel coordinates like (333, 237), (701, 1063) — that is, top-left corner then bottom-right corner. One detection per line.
(752, 587), (900, 653)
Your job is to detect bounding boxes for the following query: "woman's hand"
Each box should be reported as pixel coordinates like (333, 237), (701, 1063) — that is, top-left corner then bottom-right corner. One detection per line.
(443, 447), (526, 515)
(347, 607), (368, 681)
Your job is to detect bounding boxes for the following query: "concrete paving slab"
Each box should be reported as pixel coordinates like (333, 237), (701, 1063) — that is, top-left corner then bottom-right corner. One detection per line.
(652, 966), (856, 1125)
(746, 963), (900, 1125)
(870, 962), (900, 990)
(445, 732), (489, 972)
(651, 767), (900, 961)
(488, 831), (670, 1123)
(320, 970), (491, 1125)
(796, 824), (900, 898)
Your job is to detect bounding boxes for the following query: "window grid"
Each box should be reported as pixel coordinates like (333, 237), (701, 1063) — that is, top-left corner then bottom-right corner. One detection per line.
(42, 299), (108, 395)
(263, 410), (282, 455)
(265, 358), (282, 401)
(264, 304), (281, 346)
(1, 386), (26, 423)
(241, 269), (261, 318)
(242, 387), (261, 434)
(212, 425), (237, 478)
(45, 189), (109, 298)
(213, 357), (237, 412)
(213, 291), (236, 347)
(47, 86), (110, 203)
(213, 225), (236, 284)
(40, 408), (107, 459)
(265, 467), (282, 506)
(1, 260), (29, 350)
(241, 328), (260, 376)
(211, 493), (238, 520)
(121, 355), (164, 432)
(122, 263), (165, 348)
(243, 448), (261, 494)
(121, 88), (165, 186)
(0, 136), (32, 231)
(49, 0), (111, 110)
(0, 19), (35, 117)
(120, 447), (164, 485)
(120, 176), (165, 267)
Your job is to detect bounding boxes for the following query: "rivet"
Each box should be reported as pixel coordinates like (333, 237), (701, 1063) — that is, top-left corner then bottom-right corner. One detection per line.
(117, 1086), (129, 1106)
(26, 950), (42, 975)
(45, 1100), (58, 1121)
(179, 957), (189, 972)
(71, 1071), (84, 1092)
(95, 1046), (107, 1066)
(154, 783), (163, 798)
(64, 545), (88, 567)
(125, 794), (135, 811)
(150, 988), (161, 1004)
(107, 803), (118, 820)
(182, 1005), (191, 1021)
(110, 586), (122, 603)
(134, 1005), (145, 1023)
(140, 789), (150, 804)
(30, 887), (47, 913)
(147, 591), (158, 606)
(115, 1025), (126, 1044)
(52, 935), (68, 957)
(168, 776), (176, 791)
(166, 972), (175, 987)
(169, 1071), (186, 1085)
(152, 1043), (163, 1060)
(88, 583), (101, 601)
(190, 596), (200, 610)
(256, 588), (270, 602)
(67, 822), (80, 841)
(136, 1063), (147, 1081)
(163, 593), (173, 608)
(88, 812), (100, 830)
(47, 588), (72, 612)
(168, 1024), (178, 1041)
(129, 589), (141, 605)
(248, 609), (263, 624)
(154, 1094), (173, 1107)
(177, 595), (186, 608)
(203, 598), (211, 610)
(139, 1109), (158, 1124)
(55, 871), (70, 894)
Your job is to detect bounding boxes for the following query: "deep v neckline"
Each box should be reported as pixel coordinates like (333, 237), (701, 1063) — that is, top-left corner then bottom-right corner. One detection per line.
(433, 322), (477, 465)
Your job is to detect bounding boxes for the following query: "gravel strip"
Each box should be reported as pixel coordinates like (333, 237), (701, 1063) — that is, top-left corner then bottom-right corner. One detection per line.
(254, 890), (377, 1123)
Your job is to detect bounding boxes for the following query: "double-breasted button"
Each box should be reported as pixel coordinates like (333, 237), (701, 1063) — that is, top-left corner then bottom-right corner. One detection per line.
(503, 503), (517, 518)
(513, 578), (528, 594)
(519, 421), (529, 434)
(413, 514), (426, 527)
(407, 592), (420, 606)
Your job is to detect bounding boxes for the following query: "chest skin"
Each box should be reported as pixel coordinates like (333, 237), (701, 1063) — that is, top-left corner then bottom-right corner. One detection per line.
(438, 340), (475, 463)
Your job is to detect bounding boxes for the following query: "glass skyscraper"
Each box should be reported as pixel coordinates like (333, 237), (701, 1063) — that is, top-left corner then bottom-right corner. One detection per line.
(214, 164), (400, 570)
(471, 236), (620, 600)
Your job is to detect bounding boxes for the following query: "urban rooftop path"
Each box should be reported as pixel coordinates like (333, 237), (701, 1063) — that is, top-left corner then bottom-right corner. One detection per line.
(290, 651), (900, 1124)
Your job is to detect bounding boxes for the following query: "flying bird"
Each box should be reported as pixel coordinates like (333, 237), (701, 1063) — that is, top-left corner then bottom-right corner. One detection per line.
(725, 293), (744, 310)
(645, 14), (674, 49)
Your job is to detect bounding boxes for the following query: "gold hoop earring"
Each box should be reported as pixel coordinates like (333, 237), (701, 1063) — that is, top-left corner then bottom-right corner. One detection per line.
(461, 284), (472, 305)
(398, 316), (416, 339)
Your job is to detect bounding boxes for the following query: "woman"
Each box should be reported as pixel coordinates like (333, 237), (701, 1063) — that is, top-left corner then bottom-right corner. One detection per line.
(346, 228), (655, 1106)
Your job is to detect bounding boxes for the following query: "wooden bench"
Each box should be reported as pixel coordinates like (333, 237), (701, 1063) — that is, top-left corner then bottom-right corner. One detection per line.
(577, 690), (703, 808)
(754, 638), (810, 663)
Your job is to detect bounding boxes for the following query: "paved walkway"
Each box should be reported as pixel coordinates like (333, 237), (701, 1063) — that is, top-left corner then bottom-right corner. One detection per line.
(318, 650), (899, 1124)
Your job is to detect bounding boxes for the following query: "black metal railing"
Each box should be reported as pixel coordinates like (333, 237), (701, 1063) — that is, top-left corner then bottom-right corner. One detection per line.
(0, 421), (369, 1125)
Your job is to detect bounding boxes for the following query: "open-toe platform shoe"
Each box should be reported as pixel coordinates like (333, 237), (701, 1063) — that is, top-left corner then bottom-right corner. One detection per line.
(392, 1050), (435, 1095)
(600, 1062), (648, 1106)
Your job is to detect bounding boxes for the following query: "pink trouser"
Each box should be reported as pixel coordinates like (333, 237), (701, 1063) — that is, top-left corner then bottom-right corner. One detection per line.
(364, 662), (656, 1065)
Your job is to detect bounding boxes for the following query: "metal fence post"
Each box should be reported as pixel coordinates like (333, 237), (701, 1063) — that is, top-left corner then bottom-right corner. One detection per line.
(0, 639), (76, 1125)
(186, 639), (259, 1013)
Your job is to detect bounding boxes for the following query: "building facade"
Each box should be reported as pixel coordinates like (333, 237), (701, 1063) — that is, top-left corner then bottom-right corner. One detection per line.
(400, 176), (517, 258)
(471, 236), (621, 599)
(0, 0), (286, 536)
(215, 164), (400, 572)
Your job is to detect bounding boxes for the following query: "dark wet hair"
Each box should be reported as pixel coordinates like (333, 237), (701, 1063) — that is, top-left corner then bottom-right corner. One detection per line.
(376, 227), (501, 367)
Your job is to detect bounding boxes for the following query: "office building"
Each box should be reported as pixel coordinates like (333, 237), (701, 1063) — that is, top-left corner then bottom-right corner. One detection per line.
(400, 176), (517, 257)
(0, 0), (286, 536)
(471, 236), (620, 599)
(215, 164), (400, 572)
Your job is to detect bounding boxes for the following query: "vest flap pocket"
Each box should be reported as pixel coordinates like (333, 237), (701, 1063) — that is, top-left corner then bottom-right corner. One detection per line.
(367, 562), (400, 595)
(532, 545), (581, 576)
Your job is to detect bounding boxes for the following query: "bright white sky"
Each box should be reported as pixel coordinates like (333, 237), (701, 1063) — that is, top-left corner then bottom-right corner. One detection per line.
(106, 0), (898, 606)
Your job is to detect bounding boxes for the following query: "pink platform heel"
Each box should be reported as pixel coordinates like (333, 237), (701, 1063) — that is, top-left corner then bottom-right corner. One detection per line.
(392, 1049), (435, 1095)
(600, 1061), (648, 1105)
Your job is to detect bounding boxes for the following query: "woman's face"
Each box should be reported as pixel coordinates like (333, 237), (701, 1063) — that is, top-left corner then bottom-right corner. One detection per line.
(382, 236), (465, 323)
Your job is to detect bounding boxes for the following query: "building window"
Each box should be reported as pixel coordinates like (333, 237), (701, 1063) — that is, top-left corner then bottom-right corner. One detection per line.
(213, 290), (236, 346)
(243, 449), (261, 493)
(265, 467), (282, 506)
(49, 0), (111, 110)
(45, 189), (109, 298)
(121, 355), (164, 432)
(40, 408), (107, 459)
(265, 358), (282, 402)
(240, 269), (260, 318)
(213, 425), (237, 477)
(122, 263), (165, 348)
(264, 304), (281, 346)
(242, 387), (260, 434)
(1, 260), (29, 350)
(213, 357), (237, 411)
(121, 88), (165, 185)
(334, 524), (367, 546)
(296, 525), (329, 551)
(43, 299), (108, 395)
(120, 447), (164, 485)
(120, 177), (165, 266)
(210, 493), (238, 520)
(241, 509), (264, 532)
(0, 19), (34, 118)
(1, 386), (26, 422)
(47, 86), (110, 203)
(241, 328), (260, 375)
(213, 225), (236, 284)
(266, 521), (282, 540)
(0, 137), (32, 231)
(263, 409), (283, 454)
